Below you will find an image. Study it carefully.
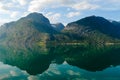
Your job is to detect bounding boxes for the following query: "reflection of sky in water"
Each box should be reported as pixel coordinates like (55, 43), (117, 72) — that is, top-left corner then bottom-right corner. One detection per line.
(0, 62), (28, 80)
(0, 61), (120, 80)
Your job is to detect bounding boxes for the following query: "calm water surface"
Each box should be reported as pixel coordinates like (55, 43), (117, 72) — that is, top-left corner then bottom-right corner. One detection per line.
(0, 44), (120, 80)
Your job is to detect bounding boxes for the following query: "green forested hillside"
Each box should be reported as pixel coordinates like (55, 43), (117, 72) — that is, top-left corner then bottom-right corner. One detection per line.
(1, 13), (120, 46)
(0, 12), (57, 48)
(63, 16), (120, 43)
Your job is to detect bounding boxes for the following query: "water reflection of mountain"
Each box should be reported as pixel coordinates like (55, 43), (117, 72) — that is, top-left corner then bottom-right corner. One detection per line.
(0, 45), (54, 75)
(0, 44), (120, 75)
(53, 45), (120, 72)
(1, 61), (120, 80)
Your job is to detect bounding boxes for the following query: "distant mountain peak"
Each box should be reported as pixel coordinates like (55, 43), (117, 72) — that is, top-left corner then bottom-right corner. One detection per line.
(75, 15), (111, 26)
(52, 23), (65, 31)
(85, 15), (96, 18)
(65, 15), (120, 39)
(26, 12), (43, 18)
(80, 15), (106, 21)
(52, 23), (64, 27)
(24, 12), (50, 24)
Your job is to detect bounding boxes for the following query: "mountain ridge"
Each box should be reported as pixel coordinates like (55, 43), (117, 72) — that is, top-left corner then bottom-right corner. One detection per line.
(1, 13), (120, 44)
(63, 15), (120, 43)
(0, 12), (58, 49)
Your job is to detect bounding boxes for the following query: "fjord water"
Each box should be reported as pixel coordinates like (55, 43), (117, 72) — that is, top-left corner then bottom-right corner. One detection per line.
(0, 44), (120, 80)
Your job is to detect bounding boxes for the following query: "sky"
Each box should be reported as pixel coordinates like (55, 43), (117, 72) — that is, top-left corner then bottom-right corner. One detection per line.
(0, 0), (120, 25)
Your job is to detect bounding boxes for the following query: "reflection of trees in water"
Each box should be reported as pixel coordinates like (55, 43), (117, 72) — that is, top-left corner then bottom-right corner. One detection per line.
(0, 44), (120, 75)
(0, 45), (55, 75)
(52, 45), (120, 72)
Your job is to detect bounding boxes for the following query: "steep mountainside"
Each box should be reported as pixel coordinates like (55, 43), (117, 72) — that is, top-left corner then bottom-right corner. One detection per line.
(1, 14), (120, 45)
(63, 16), (120, 43)
(0, 13), (61, 75)
(0, 12), (57, 48)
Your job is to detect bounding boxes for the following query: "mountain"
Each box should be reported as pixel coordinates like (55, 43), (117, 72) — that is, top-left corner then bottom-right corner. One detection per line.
(1, 13), (120, 74)
(63, 15), (120, 43)
(1, 13), (120, 45)
(0, 12), (62, 75)
(51, 23), (65, 32)
(111, 20), (120, 27)
(0, 12), (57, 48)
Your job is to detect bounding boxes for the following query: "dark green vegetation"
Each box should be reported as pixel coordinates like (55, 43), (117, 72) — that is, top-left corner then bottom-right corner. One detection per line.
(0, 12), (120, 75)
(1, 12), (120, 46)
(0, 12), (57, 48)
(54, 45), (120, 71)
(0, 44), (53, 75)
(0, 44), (120, 75)
(63, 16), (120, 43)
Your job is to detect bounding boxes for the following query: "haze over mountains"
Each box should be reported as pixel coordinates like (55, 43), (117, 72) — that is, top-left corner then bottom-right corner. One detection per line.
(0, 12), (120, 45)
(52, 23), (65, 32)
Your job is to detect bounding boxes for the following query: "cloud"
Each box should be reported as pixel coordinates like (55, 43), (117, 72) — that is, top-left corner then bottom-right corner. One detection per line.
(0, 1), (21, 14)
(28, 0), (56, 12)
(28, 0), (100, 12)
(71, 1), (100, 10)
(99, 0), (120, 10)
(10, 70), (19, 76)
(10, 11), (20, 18)
(0, 62), (11, 68)
(27, 0), (120, 13)
(0, 0), (120, 25)
(67, 70), (81, 76)
(0, 2), (10, 14)
(17, 0), (28, 6)
(45, 12), (61, 23)
(28, 0), (42, 12)
(0, 62), (30, 80)
(11, 0), (28, 6)
(0, 74), (10, 80)
(0, 0), (28, 25)
(67, 12), (81, 18)
(28, 76), (39, 80)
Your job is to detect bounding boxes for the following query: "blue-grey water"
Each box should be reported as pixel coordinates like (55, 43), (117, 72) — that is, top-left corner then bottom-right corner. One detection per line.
(0, 61), (120, 80)
(0, 44), (120, 80)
